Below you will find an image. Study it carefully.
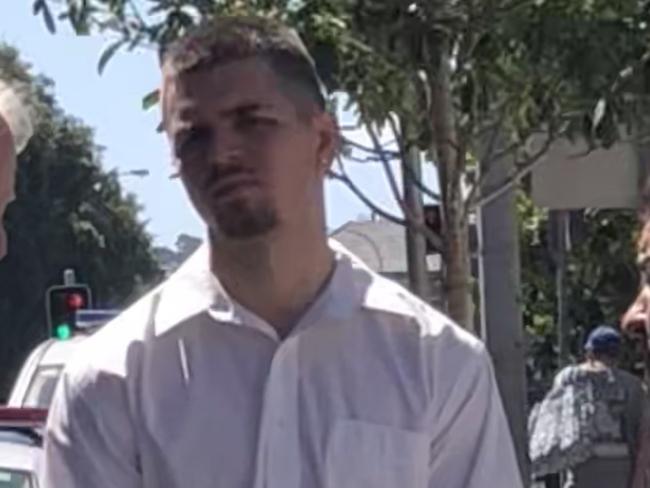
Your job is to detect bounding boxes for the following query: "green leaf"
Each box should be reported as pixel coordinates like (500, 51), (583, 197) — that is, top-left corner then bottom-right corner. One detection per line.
(142, 89), (160, 111)
(69, 2), (91, 36)
(41, 0), (56, 34)
(97, 40), (124, 75)
(33, 0), (44, 15)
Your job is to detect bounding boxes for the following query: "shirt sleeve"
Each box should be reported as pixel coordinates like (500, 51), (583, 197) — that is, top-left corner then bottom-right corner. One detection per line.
(631, 394), (650, 488)
(427, 342), (523, 488)
(624, 376), (645, 451)
(41, 362), (142, 488)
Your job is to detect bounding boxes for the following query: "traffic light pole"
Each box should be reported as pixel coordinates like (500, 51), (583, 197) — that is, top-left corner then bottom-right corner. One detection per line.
(551, 210), (570, 367)
(63, 268), (76, 286)
(477, 136), (528, 482)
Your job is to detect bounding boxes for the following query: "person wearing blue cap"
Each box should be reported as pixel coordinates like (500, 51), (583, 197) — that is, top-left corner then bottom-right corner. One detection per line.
(584, 325), (624, 358)
(529, 325), (648, 488)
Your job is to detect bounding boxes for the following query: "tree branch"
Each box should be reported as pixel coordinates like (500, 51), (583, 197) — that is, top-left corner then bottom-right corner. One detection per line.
(472, 132), (555, 209)
(342, 140), (441, 202)
(341, 135), (400, 158)
(402, 159), (441, 201)
(327, 165), (407, 227)
(364, 120), (407, 212)
(385, 115), (441, 202)
(463, 107), (508, 216)
(127, 0), (147, 28)
(386, 114), (406, 155)
(362, 121), (444, 251)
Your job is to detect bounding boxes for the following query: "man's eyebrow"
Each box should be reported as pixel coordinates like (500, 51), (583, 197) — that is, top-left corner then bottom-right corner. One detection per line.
(220, 102), (275, 117)
(165, 102), (278, 134)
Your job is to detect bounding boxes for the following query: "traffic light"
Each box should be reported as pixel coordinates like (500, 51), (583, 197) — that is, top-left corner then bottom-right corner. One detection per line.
(424, 204), (442, 255)
(46, 285), (92, 340)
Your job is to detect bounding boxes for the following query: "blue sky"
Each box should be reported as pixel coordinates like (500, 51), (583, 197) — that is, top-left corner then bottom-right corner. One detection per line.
(2, 2), (433, 248)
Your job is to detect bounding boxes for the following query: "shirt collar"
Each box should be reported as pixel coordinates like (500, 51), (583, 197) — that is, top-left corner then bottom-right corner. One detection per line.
(329, 239), (418, 319)
(153, 243), (221, 337)
(153, 239), (418, 337)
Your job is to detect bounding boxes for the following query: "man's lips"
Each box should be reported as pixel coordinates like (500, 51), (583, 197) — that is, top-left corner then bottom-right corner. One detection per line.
(208, 174), (259, 199)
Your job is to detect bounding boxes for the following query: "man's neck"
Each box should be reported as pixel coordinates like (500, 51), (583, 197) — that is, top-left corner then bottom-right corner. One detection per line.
(583, 358), (615, 370)
(210, 228), (334, 338)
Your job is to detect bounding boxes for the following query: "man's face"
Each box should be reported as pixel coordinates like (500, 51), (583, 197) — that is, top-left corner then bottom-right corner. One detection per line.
(163, 57), (336, 241)
(0, 114), (16, 259)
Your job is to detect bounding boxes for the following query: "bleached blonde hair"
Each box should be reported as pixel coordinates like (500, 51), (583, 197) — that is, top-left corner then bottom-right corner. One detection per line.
(0, 78), (33, 154)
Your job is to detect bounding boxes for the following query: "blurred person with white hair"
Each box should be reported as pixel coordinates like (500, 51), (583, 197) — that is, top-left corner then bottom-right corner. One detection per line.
(0, 78), (34, 259)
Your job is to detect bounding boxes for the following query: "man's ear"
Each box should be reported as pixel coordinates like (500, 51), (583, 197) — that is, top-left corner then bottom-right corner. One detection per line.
(0, 116), (16, 166)
(314, 112), (339, 175)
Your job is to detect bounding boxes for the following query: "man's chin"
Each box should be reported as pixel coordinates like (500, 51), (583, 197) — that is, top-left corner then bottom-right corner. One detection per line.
(214, 219), (278, 240)
(210, 204), (279, 241)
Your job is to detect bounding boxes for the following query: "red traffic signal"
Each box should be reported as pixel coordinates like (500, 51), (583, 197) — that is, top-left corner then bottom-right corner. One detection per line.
(66, 292), (86, 310)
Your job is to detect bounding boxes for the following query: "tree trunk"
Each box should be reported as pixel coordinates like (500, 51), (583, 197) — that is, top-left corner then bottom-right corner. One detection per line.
(444, 210), (473, 330)
(403, 129), (432, 302)
(430, 46), (475, 331)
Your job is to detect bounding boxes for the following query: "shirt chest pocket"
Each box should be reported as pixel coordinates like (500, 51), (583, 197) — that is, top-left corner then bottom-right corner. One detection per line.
(325, 419), (430, 488)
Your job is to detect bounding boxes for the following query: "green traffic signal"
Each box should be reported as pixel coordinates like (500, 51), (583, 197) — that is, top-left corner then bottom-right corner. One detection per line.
(54, 323), (72, 340)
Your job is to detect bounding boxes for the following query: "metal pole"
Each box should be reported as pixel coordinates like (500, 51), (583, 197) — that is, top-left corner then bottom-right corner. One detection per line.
(63, 268), (76, 286)
(478, 141), (528, 482)
(553, 210), (570, 367)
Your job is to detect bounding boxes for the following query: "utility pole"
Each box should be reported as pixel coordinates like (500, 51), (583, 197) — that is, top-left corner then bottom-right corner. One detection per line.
(402, 140), (431, 301)
(478, 147), (528, 482)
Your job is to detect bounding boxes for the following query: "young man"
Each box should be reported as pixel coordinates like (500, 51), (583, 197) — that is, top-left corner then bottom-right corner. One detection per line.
(0, 79), (32, 259)
(43, 17), (522, 488)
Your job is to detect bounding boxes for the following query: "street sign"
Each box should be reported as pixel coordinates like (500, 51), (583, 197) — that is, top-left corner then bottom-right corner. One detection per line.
(74, 309), (119, 330)
(531, 136), (640, 210)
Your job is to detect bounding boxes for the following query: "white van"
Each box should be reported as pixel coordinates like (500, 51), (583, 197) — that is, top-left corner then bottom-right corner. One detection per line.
(7, 310), (119, 409)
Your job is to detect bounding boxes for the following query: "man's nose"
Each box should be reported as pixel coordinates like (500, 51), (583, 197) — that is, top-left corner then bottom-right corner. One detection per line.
(212, 128), (244, 168)
(622, 286), (650, 335)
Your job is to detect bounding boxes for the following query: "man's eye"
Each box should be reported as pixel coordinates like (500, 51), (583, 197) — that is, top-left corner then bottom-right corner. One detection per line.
(175, 128), (210, 157)
(238, 117), (276, 130)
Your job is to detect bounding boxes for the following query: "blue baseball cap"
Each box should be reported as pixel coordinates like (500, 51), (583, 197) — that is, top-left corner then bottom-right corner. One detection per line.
(584, 325), (622, 353)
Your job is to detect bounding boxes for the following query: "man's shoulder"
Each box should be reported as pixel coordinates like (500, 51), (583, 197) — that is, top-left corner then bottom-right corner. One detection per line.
(62, 243), (212, 387)
(361, 270), (485, 357)
(615, 368), (646, 392)
(332, 238), (485, 363)
(616, 367), (642, 380)
(63, 287), (160, 384)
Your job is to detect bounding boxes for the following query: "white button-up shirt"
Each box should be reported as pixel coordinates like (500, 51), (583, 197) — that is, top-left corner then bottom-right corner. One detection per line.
(43, 241), (523, 488)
